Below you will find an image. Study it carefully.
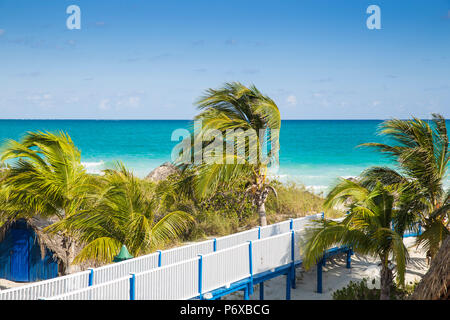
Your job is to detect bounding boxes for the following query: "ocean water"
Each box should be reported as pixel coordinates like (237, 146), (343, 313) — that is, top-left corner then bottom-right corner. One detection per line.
(0, 120), (447, 193)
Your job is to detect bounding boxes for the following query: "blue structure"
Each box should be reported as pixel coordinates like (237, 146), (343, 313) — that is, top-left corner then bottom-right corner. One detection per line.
(193, 230), (353, 300)
(0, 219), (59, 282)
(193, 245), (351, 300)
(316, 246), (352, 293)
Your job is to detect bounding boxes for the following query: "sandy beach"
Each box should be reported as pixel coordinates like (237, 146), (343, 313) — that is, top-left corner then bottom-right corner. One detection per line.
(224, 237), (428, 300)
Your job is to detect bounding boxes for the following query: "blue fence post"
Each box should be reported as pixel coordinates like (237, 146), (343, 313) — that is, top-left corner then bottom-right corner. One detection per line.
(244, 285), (249, 300)
(346, 248), (353, 269)
(259, 282), (264, 300)
(317, 259), (323, 293)
(321, 211), (325, 220)
(258, 227), (261, 239)
(129, 273), (136, 300)
(290, 230), (296, 289)
(290, 218), (294, 230)
(286, 268), (291, 300)
(213, 238), (217, 252)
(88, 268), (94, 286)
(198, 255), (203, 300)
(418, 224), (422, 235)
(248, 241), (254, 296)
(157, 250), (162, 267)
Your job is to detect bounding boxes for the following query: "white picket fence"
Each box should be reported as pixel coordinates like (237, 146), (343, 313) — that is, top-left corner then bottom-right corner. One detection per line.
(215, 229), (259, 251)
(160, 239), (215, 265)
(92, 252), (160, 285)
(134, 257), (200, 300)
(0, 213), (324, 300)
(201, 243), (251, 294)
(46, 230), (307, 300)
(252, 232), (292, 274)
(46, 276), (131, 300)
(0, 270), (91, 300)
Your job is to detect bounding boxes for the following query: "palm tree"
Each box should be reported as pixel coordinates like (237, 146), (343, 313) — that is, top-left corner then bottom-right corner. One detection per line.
(302, 179), (409, 300)
(179, 82), (281, 226)
(46, 163), (194, 264)
(360, 114), (449, 260)
(1, 131), (91, 274)
(0, 165), (11, 228)
(0, 166), (30, 228)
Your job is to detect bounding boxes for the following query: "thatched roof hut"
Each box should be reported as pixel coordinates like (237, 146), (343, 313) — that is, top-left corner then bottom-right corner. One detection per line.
(145, 162), (180, 182)
(0, 217), (66, 261)
(410, 236), (450, 300)
(0, 217), (89, 282)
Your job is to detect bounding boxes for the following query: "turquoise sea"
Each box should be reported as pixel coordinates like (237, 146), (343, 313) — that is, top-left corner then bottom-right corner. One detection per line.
(0, 120), (448, 193)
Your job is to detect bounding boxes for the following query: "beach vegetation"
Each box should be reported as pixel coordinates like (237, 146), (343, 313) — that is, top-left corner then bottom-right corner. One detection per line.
(0, 132), (193, 267)
(360, 114), (449, 260)
(0, 131), (92, 274)
(302, 179), (410, 300)
(154, 170), (334, 240)
(265, 180), (342, 219)
(332, 278), (412, 300)
(45, 163), (194, 264)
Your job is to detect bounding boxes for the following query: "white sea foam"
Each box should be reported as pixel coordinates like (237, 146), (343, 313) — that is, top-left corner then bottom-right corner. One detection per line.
(305, 185), (329, 195)
(341, 175), (357, 179)
(81, 161), (105, 175)
(269, 173), (330, 194)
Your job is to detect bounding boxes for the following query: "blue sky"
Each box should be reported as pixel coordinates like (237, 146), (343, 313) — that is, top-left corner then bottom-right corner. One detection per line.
(0, 0), (449, 119)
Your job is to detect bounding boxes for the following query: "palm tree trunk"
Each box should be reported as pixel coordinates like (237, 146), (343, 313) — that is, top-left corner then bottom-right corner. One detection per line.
(255, 186), (271, 227)
(257, 202), (267, 226)
(379, 255), (393, 300)
(60, 235), (75, 275)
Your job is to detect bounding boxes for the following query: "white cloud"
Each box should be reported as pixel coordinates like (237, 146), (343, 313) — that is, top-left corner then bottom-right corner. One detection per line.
(312, 92), (323, 98)
(99, 94), (142, 110)
(124, 96), (141, 108)
(65, 96), (80, 104)
(99, 99), (110, 110)
(116, 95), (141, 108)
(26, 93), (53, 107)
(286, 95), (297, 106)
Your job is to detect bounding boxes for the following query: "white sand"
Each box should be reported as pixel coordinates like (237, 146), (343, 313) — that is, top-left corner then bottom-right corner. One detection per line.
(224, 237), (428, 300)
(0, 278), (27, 290)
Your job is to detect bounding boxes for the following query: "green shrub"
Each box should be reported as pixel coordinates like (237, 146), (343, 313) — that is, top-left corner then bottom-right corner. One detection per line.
(197, 187), (255, 223)
(266, 180), (342, 220)
(190, 210), (241, 238)
(332, 278), (413, 300)
(155, 173), (344, 241)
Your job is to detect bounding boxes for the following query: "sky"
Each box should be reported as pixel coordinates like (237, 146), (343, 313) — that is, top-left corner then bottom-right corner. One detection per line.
(0, 0), (449, 120)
